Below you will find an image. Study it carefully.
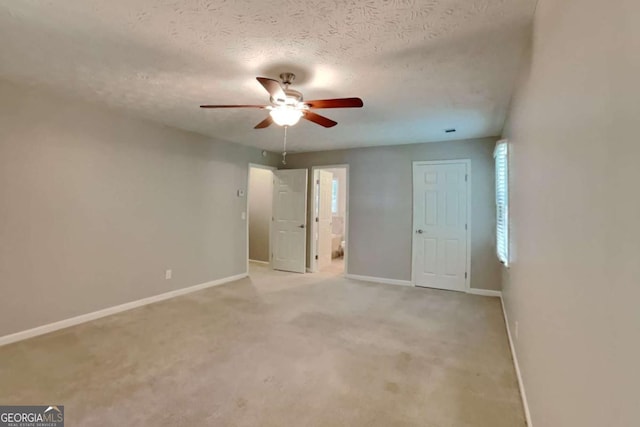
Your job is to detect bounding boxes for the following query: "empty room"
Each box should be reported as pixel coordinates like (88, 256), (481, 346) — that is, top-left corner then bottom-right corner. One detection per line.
(0, 1), (638, 426)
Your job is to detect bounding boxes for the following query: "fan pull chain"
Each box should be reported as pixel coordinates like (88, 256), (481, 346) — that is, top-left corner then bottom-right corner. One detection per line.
(282, 125), (288, 165)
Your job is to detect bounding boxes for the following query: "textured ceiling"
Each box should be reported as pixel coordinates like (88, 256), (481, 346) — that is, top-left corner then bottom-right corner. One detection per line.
(0, 0), (536, 152)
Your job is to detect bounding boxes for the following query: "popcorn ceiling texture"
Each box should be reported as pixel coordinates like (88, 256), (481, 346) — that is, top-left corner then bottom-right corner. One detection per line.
(0, 0), (536, 152)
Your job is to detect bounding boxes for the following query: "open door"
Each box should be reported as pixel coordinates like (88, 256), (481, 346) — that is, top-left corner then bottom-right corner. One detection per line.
(272, 169), (308, 273)
(317, 170), (333, 270)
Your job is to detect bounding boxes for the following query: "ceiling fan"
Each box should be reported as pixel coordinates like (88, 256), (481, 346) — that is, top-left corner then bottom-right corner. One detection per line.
(200, 72), (363, 129)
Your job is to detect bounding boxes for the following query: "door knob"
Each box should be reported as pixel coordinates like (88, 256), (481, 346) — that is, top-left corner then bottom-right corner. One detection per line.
(416, 229), (424, 234)
(298, 224), (305, 228)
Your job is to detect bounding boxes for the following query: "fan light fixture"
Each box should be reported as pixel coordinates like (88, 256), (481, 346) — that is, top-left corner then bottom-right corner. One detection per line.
(270, 106), (303, 126)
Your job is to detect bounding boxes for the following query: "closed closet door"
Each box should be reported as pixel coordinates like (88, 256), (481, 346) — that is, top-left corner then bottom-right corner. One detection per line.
(412, 162), (468, 292)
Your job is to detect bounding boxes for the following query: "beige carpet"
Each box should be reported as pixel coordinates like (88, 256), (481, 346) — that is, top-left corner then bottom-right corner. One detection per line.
(321, 257), (345, 274)
(0, 263), (525, 426)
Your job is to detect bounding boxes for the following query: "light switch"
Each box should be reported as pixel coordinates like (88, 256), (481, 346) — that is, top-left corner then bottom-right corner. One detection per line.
(237, 189), (245, 197)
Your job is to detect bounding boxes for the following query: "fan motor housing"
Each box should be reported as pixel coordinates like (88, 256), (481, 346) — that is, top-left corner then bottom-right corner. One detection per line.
(272, 89), (303, 106)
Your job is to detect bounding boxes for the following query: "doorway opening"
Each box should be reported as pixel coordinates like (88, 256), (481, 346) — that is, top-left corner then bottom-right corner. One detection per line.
(247, 164), (275, 272)
(310, 165), (349, 275)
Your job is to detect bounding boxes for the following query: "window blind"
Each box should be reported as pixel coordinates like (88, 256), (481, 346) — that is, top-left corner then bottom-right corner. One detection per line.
(494, 141), (509, 265)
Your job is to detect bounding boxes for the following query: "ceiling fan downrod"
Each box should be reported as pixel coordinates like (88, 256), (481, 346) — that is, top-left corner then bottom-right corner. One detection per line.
(279, 72), (295, 88)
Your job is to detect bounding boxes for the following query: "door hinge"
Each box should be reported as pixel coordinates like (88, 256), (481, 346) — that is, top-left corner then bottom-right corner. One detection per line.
(315, 255), (319, 260)
(315, 217), (319, 222)
(465, 272), (468, 279)
(465, 223), (468, 230)
(465, 174), (468, 182)
(316, 179), (320, 184)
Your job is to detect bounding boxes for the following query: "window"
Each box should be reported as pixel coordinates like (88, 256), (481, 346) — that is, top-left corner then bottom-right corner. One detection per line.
(331, 179), (339, 214)
(495, 141), (509, 266)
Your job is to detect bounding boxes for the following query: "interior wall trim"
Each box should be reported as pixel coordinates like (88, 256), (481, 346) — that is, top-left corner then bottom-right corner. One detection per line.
(0, 272), (248, 347)
(345, 274), (413, 287)
(466, 288), (502, 297)
(501, 296), (534, 427)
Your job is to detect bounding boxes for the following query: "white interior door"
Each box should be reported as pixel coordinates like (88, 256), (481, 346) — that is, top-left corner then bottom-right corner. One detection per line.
(317, 170), (333, 270)
(412, 162), (468, 291)
(272, 169), (308, 273)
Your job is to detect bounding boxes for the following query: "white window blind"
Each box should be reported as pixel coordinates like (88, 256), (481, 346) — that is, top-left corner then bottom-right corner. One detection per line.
(494, 141), (509, 265)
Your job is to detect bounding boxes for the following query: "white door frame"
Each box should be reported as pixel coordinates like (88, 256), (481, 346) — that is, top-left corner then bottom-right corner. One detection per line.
(411, 159), (471, 291)
(246, 163), (277, 274)
(309, 164), (350, 275)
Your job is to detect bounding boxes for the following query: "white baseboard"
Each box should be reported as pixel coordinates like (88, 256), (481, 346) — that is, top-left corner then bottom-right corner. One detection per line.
(0, 272), (248, 347)
(248, 259), (269, 265)
(345, 274), (413, 287)
(500, 296), (533, 427)
(467, 288), (502, 297)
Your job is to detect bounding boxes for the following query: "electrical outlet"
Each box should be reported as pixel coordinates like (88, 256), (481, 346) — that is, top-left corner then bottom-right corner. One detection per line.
(165, 269), (172, 280)
(514, 321), (519, 340)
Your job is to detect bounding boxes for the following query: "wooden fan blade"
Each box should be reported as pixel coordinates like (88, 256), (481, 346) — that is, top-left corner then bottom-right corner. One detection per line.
(200, 105), (267, 108)
(304, 97), (363, 109)
(256, 77), (287, 102)
(303, 111), (337, 128)
(254, 116), (273, 129)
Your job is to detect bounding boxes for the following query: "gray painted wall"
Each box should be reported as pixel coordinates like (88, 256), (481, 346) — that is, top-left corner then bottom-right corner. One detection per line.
(501, 0), (639, 425)
(248, 167), (273, 262)
(0, 79), (278, 337)
(285, 137), (500, 291)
